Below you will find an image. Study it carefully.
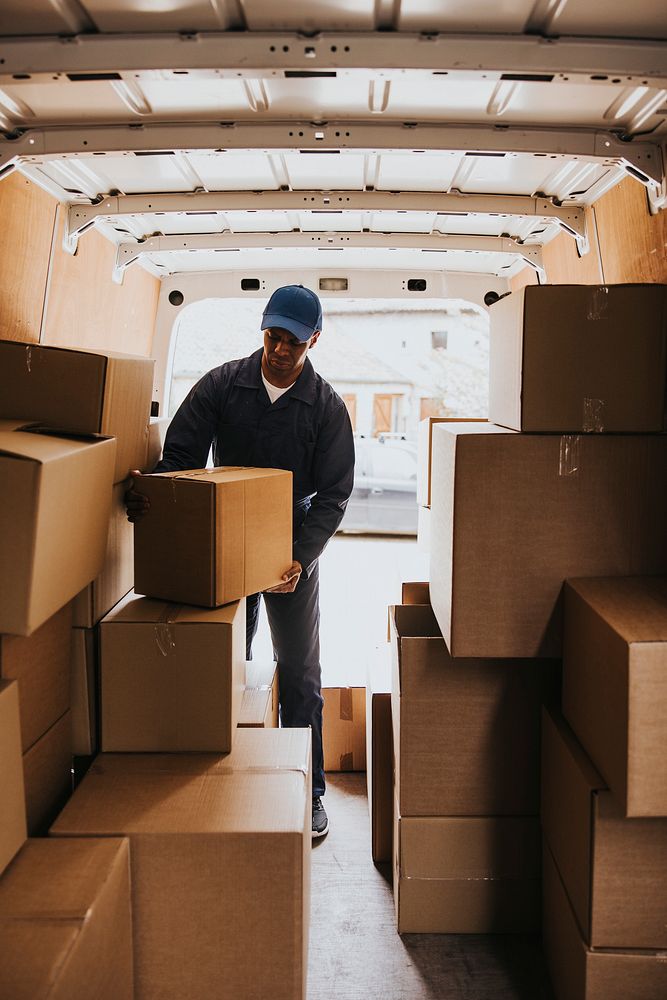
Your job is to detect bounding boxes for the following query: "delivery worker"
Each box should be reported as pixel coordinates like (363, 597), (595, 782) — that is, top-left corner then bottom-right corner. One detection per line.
(125, 284), (355, 838)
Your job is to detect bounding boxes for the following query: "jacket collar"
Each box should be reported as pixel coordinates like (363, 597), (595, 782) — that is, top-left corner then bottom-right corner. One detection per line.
(235, 348), (317, 405)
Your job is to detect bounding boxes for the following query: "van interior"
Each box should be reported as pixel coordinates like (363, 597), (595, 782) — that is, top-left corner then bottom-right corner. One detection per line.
(0, 3), (666, 999)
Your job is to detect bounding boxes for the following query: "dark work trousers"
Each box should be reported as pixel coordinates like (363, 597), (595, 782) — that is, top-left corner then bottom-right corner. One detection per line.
(245, 561), (325, 798)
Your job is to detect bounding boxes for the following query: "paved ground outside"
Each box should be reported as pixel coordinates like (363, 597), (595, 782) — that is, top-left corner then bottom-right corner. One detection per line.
(252, 534), (429, 685)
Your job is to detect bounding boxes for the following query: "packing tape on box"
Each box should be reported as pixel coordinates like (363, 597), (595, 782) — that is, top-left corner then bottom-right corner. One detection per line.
(558, 435), (580, 477)
(153, 603), (183, 656)
(582, 397), (605, 433)
(586, 285), (609, 321)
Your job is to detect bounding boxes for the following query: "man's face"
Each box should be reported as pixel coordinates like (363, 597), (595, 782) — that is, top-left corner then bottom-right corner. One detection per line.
(262, 326), (320, 382)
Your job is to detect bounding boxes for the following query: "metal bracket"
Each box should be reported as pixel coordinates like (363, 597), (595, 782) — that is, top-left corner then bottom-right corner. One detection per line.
(645, 141), (667, 214)
(113, 230), (545, 281)
(67, 189), (585, 249)
(4, 122), (663, 187)
(1, 32), (666, 86)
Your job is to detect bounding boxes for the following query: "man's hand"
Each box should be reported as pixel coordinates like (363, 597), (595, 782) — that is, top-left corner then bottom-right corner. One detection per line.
(265, 561), (302, 594)
(124, 470), (151, 523)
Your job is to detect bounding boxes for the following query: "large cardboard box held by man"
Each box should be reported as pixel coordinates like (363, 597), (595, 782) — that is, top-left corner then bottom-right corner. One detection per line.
(0, 681), (27, 876)
(390, 604), (558, 816)
(133, 467), (292, 606)
(542, 708), (667, 949)
(489, 284), (667, 433)
(393, 807), (541, 933)
(0, 339), (154, 483)
(0, 838), (133, 1000)
(429, 422), (667, 658)
(51, 729), (311, 1000)
(562, 576), (667, 817)
(0, 602), (72, 751)
(542, 845), (667, 1000)
(0, 421), (116, 636)
(100, 592), (245, 752)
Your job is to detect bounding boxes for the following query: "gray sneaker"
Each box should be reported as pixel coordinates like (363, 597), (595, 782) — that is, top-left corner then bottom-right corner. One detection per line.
(312, 796), (329, 838)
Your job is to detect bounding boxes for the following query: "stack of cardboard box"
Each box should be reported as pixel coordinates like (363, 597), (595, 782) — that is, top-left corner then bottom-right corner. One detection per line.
(53, 439), (312, 999)
(542, 577), (667, 1000)
(0, 339), (153, 997)
(396, 285), (667, 956)
(0, 339), (312, 999)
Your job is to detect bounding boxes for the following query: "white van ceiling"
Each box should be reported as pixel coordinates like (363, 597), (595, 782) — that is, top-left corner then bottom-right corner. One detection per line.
(0, 0), (665, 283)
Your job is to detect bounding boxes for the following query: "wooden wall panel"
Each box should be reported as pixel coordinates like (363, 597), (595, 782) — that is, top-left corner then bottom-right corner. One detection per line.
(594, 177), (667, 284)
(512, 182), (666, 291)
(0, 173), (57, 343)
(42, 209), (158, 357)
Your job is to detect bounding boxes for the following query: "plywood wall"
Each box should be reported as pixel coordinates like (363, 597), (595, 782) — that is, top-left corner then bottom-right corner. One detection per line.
(511, 178), (666, 290)
(0, 176), (159, 355)
(0, 173), (57, 342)
(595, 178), (667, 284)
(42, 208), (158, 356)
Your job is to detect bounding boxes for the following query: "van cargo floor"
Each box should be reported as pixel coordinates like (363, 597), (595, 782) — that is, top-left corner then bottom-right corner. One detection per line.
(310, 774), (553, 1000)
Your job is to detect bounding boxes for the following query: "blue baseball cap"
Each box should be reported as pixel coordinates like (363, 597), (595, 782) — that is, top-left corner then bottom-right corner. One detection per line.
(261, 284), (323, 342)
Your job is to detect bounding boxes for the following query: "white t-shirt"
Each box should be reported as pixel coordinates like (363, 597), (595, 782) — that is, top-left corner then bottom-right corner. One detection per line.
(262, 371), (295, 404)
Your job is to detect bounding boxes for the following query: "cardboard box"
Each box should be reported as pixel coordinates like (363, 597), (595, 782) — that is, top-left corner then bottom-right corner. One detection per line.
(134, 466), (293, 606)
(542, 708), (667, 949)
(543, 844), (667, 1000)
(562, 576), (667, 817)
(489, 284), (667, 433)
(323, 686), (366, 771)
(366, 644), (393, 865)
(239, 660), (278, 728)
(417, 503), (430, 551)
(238, 685), (274, 728)
(0, 420), (116, 637)
(429, 422), (667, 657)
(0, 339), (154, 483)
(0, 602), (72, 751)
(393, 806), (541, 933)
(73, 483), (134, 628)
(23, 711), (72, 835)
(51, 729), (311, 1000)
(390, 604), (558, 816)
(145, 415), (170, 471)
(70, 627), (98, 756)
(417, 417), (485, 508)
(401, 581), (429, 605)
(0, 837), (133, 1000)
(0, 681), (27, 875)
(100, 592), (245, 752)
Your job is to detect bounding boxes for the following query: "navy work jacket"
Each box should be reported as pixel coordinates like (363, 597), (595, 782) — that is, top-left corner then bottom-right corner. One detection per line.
(156, 348), (355, 576)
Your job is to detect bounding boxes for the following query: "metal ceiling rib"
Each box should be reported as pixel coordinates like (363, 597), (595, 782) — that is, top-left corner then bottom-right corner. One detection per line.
(0, 0), (666, 38)
(0, 1), (665, 282)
